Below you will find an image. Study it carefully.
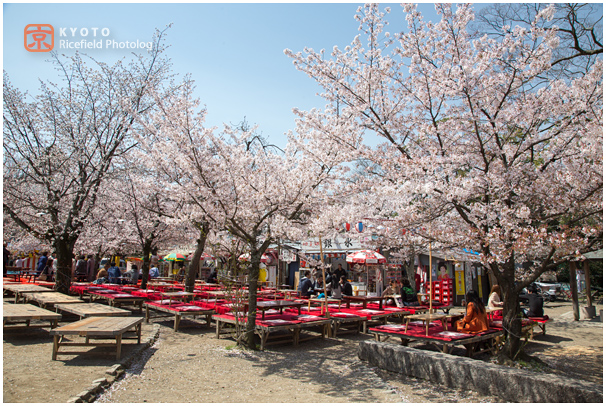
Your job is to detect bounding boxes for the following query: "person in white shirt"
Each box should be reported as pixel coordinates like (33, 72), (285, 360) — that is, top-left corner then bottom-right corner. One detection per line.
(487, 285), (503, 309)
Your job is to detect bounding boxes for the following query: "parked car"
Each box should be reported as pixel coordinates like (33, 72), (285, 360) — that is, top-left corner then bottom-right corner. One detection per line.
(99, 258), (126, 271)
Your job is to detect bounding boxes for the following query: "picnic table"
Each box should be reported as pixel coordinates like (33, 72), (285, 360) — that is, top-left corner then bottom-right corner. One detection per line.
(307, 298), (341, 312)
(22, 291), (83, 309)
(3, 303), (62, 330)
(403, 313), (447, 336)
(370, 325), (504, 357)
(160, 291), (196, 305)
(213, 313), (331, 350)
(256, 300), (303, 320)
(54, 302), (132, 319)
(342, 295), (384, 310)
(4, 284), (53, 303)
(89, 291), (146, 312)
(145, 301), (215, 331)
(50, 316), (143, 360)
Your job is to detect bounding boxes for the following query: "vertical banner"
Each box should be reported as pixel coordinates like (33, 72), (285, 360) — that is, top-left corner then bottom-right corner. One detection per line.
(464, 262), (473, 293)
(455, 270), (465, 295)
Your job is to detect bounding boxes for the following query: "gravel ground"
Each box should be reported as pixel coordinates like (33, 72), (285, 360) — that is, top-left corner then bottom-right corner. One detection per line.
(3, 300), (602, 403)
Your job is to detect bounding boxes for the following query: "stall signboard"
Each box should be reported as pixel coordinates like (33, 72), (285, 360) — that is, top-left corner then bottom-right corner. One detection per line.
(455, 270), (465, 295)
(301, 236), (362, 252)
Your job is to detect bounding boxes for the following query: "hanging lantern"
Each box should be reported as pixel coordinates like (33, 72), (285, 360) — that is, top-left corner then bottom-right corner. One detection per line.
(343, 222), (351, 232)
(355, 222), (364, 233)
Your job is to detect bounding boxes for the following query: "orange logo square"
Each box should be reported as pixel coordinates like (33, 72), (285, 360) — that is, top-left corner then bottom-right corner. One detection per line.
(24, 24), (54, 52)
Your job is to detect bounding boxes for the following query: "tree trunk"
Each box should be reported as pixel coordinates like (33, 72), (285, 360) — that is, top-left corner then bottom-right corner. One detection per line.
(569, 261), (579, 321)
(499, 278), (523, 361)
(245, 255), (260, 349)
(492, 257), (525, 361)
(185, 222), (208, 293)
(54, 238), (76, 294)
(244, 240), (272, 350)
(405, 252), (418, 294)
(140, 240), (152, 290)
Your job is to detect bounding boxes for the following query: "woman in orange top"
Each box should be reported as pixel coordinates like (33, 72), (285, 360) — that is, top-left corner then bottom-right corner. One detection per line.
(457, 290), (489, 333)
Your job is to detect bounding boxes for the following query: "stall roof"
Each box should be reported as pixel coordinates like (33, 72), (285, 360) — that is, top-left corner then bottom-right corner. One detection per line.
(583, 249), (603, 260)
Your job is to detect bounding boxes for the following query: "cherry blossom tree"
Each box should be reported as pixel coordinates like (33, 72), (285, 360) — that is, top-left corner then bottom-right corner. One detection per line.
(287, 3), (602, 360)
(135, 77), (347, 348)
(3, 30), (173, 293)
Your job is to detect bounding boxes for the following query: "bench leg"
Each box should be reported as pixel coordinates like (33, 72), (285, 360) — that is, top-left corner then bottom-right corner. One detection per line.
(52, 335), (60, 360)
(136, 323), (141, 344)
(145, 305), (150, 323)
(216, 320), (221, 339)
(174, 315), (181, 332)
(116, 334), (122, 361)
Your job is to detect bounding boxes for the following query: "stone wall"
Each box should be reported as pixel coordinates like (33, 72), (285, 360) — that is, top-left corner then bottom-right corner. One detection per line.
(358, 340), (602, 403)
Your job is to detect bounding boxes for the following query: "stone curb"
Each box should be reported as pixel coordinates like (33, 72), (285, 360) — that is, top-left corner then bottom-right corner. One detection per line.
(358, 340), (603, 403)
(67, 323), (161, 403)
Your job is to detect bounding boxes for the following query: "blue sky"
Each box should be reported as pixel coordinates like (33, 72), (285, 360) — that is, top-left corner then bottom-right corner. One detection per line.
(4, 3), (448, 147)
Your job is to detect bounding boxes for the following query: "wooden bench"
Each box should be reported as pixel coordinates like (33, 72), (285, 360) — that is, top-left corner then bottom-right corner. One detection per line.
(4, 284), (53, 303)
(370, 325), (504, 357)
(3, 303), (62, 330)
(54, 302), (132, 319)
(213, 314), (331, 350)
(145, 301), (215, 331)
(50, 316), (143, 360)
(89, 291), (145, 312)
(21, 291), (83, 309)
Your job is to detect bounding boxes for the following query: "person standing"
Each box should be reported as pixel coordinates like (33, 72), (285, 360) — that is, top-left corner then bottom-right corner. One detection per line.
(36, 251), (49, 275)
(334, 263), (347, 282)
(3, 243), (10, 275)
(86, 255), (96, 282)
(74, 255), (88, 281)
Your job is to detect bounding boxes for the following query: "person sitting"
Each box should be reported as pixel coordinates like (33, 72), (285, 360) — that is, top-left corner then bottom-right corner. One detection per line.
(107, 261), (122, 284)
(340, 276), (353, 296)
(94, 263), (110, 284)
(123, 265), (138, 285)
(313, 275), (323, 290)
(457, 290), (489, 333)
(487, 285), (503, 308)
(382, 280), (399, 305)
(400, 279), (418, 305)
(298, 270), (314, 298)
(148, 265), (160, 279)
(329, 278), (342, 299)
(519, 284), (544, 318)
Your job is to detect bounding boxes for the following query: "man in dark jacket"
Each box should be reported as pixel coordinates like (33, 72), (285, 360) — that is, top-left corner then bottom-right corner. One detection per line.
(298, 270), (314, 297)
(519, 284), (544, 317)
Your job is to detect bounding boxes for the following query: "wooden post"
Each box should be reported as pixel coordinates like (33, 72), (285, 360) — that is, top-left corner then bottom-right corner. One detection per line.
(569, 261), (579, 321)
(428, 241), (433, 313)
(318, 235), (328, 316)
(584, 260), (592, 307)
